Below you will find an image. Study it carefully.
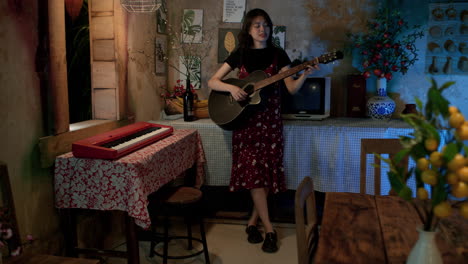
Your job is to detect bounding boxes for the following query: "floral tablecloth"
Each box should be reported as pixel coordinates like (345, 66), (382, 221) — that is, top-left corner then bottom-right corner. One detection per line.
(54, 129), (206, 229)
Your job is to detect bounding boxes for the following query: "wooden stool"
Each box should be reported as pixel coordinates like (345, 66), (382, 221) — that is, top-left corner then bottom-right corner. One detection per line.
(148, 186), (210, 264)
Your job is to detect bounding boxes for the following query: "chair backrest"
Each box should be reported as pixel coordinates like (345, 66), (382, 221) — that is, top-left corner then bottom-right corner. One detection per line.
(295, 176), (318, 264)
(360, 138), (408, 195)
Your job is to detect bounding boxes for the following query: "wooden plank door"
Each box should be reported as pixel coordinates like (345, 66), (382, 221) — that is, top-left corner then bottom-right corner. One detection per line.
(89, 0), (127, 120)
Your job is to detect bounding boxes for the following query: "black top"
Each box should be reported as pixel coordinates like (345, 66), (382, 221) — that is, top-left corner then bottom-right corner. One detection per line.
(225, 46), (291, 73)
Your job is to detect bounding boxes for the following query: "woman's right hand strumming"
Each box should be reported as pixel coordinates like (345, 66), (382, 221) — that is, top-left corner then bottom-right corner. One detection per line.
(208, 62), (248, 101)
(229, 86), (248, 101)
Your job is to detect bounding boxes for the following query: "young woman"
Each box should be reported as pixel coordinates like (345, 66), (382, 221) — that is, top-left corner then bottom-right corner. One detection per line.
(208, 8), (318, 253)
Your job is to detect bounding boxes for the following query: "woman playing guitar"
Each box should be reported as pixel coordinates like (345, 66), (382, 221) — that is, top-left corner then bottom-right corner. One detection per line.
(208, 8), (318, 253)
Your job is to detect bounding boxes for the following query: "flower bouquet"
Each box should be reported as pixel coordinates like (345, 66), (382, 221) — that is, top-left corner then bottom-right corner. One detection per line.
(380, 79), (468, 233)
(348, 8), (424, 80)
(0, 207), (34, 258)
(348, 8), (425, 120)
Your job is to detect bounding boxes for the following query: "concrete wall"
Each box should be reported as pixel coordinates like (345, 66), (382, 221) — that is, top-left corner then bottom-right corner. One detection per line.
(162, 0), (370, 116)
(147, 0), (467, 119)
(126, 12), (166, 122)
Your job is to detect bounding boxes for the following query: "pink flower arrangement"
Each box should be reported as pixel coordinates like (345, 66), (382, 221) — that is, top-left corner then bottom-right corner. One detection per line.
(159, 79), (197, 101)
(348, 8), (424, 80)
(1, 207), (34, 257)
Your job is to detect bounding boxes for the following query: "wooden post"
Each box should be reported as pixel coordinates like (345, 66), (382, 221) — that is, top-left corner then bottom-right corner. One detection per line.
(60, 209), (78, 257)
(125, 214), (140, 264)
(114, 0), (129, 120)
(48, 0), (70, 134)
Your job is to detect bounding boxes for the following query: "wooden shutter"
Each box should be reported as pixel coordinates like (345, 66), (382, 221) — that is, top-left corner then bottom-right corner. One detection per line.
(89, 0), (127, 120)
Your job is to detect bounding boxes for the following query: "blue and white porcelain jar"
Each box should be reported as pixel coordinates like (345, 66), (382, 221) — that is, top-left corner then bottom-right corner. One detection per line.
(367, 78), (395, 121)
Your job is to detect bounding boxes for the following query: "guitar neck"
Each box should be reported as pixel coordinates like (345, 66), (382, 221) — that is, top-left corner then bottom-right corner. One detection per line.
(254, 57), (318, 90)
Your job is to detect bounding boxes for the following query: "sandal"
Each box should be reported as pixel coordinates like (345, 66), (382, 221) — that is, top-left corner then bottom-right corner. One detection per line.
(245, 225), (263, 244)
(262, 230), (278, 253)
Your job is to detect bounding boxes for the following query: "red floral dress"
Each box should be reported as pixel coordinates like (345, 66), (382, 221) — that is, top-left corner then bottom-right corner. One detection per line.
(229, 61), (287, 194)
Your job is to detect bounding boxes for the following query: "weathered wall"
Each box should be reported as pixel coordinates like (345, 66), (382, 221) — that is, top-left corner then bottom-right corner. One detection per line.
(0, 0), (62, 254)
(126, 12), (166, 122)
(385, 0), (468, 115)
(129, 0), (465, 120)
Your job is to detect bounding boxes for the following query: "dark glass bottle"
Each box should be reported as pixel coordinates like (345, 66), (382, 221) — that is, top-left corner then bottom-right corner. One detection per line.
(183, 79), (195, 121)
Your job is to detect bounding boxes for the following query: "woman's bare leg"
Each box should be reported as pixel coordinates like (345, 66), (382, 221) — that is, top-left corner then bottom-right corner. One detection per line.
(248, 206), (259, 226)
(250, 187), (274, 233)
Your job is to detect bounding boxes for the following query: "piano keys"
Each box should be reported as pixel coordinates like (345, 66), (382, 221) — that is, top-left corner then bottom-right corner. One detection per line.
(72, 122), (174, 160)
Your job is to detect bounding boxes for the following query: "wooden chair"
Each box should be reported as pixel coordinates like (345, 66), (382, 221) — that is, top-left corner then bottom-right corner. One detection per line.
(295, 176), (319, 264)
(360, 138), (409, 195)
(0, 161), (99, 264)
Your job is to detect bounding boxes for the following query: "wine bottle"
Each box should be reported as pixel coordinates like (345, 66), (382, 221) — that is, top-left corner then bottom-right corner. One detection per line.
(183, 79), (195, 121)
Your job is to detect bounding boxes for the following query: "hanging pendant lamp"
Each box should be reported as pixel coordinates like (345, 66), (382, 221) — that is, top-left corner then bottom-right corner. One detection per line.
(65, 0), (83, 21)
(120, 0), (161, 13)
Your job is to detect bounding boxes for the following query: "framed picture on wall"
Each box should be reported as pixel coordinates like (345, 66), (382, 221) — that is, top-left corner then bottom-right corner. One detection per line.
(182, 9), (203, 43)
(223, 0), (246, 23)
(155, 35), (167, 75)
(156, 0), (167, 34)
(273, 25), (286, 49)
(217, 28), (241, 63)
(179, 56), (201, 90)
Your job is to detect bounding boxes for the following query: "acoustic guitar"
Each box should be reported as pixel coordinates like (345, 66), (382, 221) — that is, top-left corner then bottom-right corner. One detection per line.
(208, 50), (344, 130)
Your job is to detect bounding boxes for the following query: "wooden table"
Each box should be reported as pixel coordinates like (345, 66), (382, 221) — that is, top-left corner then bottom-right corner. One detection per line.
(313, 193), (468, 264)
(54, 129), (206, 264)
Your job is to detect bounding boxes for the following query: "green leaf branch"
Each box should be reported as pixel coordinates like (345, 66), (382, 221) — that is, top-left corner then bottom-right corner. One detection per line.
(377, 78), (468, 231)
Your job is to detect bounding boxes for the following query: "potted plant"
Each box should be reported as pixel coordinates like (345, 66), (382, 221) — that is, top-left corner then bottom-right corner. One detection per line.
(348, 8), (424, 120)
(379, 79), (468, 263)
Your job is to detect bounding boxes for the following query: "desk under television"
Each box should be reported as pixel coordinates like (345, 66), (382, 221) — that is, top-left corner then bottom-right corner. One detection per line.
(153, 117), (419, 195)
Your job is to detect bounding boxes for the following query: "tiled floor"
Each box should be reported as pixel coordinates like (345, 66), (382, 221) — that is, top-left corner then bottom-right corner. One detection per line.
(104, 219), (298, 264)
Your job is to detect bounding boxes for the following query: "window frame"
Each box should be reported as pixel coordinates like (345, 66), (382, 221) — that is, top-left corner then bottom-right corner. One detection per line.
(38, 0), (129, 168)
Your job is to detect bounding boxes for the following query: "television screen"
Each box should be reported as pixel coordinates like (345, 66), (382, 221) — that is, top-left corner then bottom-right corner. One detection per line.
(281, 77), (330, 120)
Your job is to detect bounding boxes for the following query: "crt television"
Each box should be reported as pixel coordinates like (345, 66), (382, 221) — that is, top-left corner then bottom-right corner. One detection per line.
(281, 77), (331, 120)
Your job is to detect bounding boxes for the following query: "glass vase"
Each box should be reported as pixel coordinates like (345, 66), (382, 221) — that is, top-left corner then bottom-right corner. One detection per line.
(406, 227), (442, 264)
(366, 77), (395, 121)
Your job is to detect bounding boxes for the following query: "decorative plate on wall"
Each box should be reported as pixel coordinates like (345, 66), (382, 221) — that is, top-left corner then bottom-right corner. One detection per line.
(425, 3), (468, 75)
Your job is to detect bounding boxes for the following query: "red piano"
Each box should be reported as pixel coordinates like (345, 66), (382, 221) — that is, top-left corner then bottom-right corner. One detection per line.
(72, 122), (174, 160)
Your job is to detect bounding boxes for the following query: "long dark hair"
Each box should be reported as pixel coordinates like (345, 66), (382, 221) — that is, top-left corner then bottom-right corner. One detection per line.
(238, 8), (274, 49)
